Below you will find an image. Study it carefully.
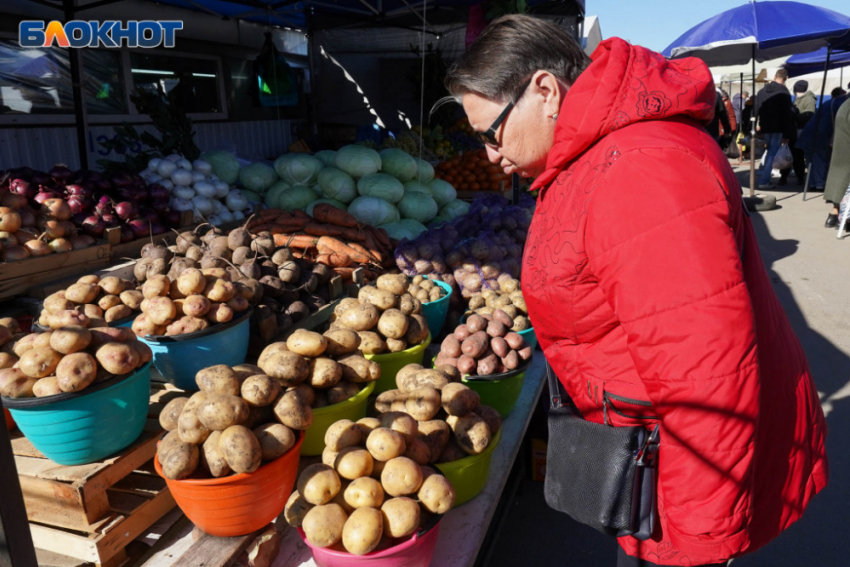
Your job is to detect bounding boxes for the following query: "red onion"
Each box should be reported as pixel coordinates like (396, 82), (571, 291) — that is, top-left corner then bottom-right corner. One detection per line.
(10, 178), (35, 198)
(101, 213), (119, 227)
(34, 191), (58, 204)
(115, 201), (136, 220)
(130, 175), (145, 188)
(68, 195), (92, 215)
(31, 172), (50, 186)
(140, 208), (159, 222)
(150, 221), (166, 235)
(82, 215), (105, 237)
(95, 196), (113, 214)
(120, 224), (135, 242)
(65, 184), (93, 197)
(95, 178), (112, 192)
(128, 219), (151, 237)
(147, 183), (169, 201)
(110, 171), (133, 187)
(18, 208), (36, 227)
(49, 165), (73, 183)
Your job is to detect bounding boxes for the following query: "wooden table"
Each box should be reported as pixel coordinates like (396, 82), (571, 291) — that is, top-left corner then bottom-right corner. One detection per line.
(139, 355), (546, 567)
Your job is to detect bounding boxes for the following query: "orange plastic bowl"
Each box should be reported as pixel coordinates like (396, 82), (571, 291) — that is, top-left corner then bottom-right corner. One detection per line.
(4, 408), (14, 431)
(155, 431), (303, 537)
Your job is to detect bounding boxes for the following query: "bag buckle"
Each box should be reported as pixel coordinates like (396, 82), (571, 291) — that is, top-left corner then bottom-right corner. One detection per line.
(635, 425), (660, 468)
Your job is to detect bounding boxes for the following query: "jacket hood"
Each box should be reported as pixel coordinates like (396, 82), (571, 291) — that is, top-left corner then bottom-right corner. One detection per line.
(532, 38), (715, 191)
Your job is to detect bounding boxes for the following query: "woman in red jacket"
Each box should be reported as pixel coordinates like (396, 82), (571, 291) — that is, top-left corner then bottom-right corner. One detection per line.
(446, 15), (827, 567)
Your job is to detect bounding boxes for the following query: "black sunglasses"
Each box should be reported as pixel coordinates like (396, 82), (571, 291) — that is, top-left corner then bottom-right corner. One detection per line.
(473, 78), (532, 148)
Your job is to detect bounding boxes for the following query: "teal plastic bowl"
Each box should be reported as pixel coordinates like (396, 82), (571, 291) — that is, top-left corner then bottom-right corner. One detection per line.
(420, 279), (453, 337)
(518, 326), (538, 350)
(139, 310), (251, 390)
(4, 363), (151, 465)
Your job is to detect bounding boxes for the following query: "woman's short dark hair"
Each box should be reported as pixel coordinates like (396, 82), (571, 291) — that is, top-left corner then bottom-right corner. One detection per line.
(445, 14), (591, 103)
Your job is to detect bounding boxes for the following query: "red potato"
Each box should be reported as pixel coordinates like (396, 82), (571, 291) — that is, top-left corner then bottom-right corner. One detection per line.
(477, 353), (499, 376)
(504, 332), (525, 350)
(501, 350), (520, 370)
(18, 347), (62, 379)
(182, 295), (211, 318)
(461, 331), (489, 359)
(517, 346), (533, 361)
(457, 355), (476, 375)
(490, 337), (509, 358)
(206, 303), (233, 324)
(95, 342), (140, 375)
(492, 309), (513, 328)
(441, 335), (461, 358)
(485, 320), (508, 338)
(466, 315), (487, 333)
(453, 325), (472, 341)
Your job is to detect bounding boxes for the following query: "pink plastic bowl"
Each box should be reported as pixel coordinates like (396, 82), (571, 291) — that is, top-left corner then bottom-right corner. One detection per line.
(298, 521), (441, 567)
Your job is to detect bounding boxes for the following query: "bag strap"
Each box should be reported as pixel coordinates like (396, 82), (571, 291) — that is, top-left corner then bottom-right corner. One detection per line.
(546, 361), (564, 409)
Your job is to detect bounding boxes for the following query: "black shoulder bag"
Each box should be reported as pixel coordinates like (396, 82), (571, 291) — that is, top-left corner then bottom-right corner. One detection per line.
(543, 361), (660, 540)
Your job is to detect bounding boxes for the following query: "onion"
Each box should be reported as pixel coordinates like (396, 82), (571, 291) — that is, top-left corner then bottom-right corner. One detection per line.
(49, 165), (73, 183)
(1, 245), (30, 262)
(148, 184), (170, 201)
(41, 198), (72, 221)
(208, 214), (223, 226)
(173, 186), (195, 200)
(31, 172), (50, 186)
(82, 215), (105, 237)
(151, 199), (170, 214)
(110, 171), (134, 187)
(10, 178), (35, 198)
(148, 158), (162, 171)
(48, 238), (72, 253)
(115, 201), (136, 220)
(34, 191), (57, 205)
(157, 160), (178, 178)
(225, 190), (249, 212)
(213, 181), (229, 199)
(67, 195), (92, 215)
(166, 154), (182, 163)
(69, 235), (92, 249)
(192, 160), (212, 175)
(128, 219), (151, 237)
(95, 196), (112, 213)
(191, 171), (206, 183)
(194, 180), (216, 199)
(141, 209), (159, 222)
(18, 208), (36, 227)
(232, 211), (245, 221)
(171, 169), (193, 186)
(0, 232), (18, 247)
(159, 179), (174, 191)
(24, 238), (52, 257)
(0, 193), (28, 209)
(40, 218), (66, 239)
(60, 221), (77, 237)
(131, 174), (146, 188)
(101, 213), (120, 227)
(0, 207), (23, 232)
(171, 197), (193, 212)
(95, 178), (112, 192)
(65, 184), (93, 197)
(177, 158), (193, 171)
(15, 228), (39, 244)
(191, 195), (213, 215)
(120, 225), (134, 243)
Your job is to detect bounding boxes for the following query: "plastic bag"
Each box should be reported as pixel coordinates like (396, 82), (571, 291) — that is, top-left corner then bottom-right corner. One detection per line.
(773, 143), (793, 171)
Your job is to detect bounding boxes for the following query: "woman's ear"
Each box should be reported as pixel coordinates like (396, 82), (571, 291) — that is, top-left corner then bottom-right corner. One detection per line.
(530, 70), (566, 118)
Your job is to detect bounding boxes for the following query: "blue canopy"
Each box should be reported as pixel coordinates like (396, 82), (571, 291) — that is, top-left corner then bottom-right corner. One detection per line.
(662, 1), (850, 66)
(784, 32), (850, 77)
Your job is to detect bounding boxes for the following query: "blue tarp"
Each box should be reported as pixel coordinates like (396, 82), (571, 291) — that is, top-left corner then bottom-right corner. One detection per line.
(784, 32), (850, 77)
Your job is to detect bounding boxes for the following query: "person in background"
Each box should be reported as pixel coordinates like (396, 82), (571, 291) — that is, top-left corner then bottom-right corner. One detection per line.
(446, 14), (826, 567)
(732, 89), (748, 129)
(832, 87), (847, 98)
(738, 95), (754, 164)
(706, 87), (731, 146)
(755, 69), (796, 189)
(797, 91), (848, 198)
(722, 91), (737, 148)
(779, 80), (816, 185)
(823, 97), (850, 227)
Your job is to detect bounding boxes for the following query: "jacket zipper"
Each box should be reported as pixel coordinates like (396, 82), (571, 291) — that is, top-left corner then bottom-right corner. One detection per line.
(603, 391), (658, 423)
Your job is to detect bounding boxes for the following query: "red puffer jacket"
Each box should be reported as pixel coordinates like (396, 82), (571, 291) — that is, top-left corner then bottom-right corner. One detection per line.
(523, 38), (827, 565)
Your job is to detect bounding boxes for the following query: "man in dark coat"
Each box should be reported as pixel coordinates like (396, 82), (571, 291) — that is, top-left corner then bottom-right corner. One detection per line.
(755, 69), (796, 188)
(779, 79), (815, 185)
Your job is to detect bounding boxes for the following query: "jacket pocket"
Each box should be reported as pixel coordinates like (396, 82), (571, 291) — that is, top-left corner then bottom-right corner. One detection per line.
(602, 390), (658, 426)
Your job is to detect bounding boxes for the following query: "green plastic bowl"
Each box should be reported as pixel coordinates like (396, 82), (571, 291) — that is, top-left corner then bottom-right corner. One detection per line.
(435, 428), (502, 506)
(365, 333), (432, 394)
(301, 381), (376, 456)
(420, 279), (453, 337)
(463, 370), (526, 419)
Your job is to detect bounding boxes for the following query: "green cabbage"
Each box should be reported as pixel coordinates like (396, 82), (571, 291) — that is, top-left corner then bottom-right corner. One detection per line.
(306, 198), (347, 216)
(398, 192), (438, 223)
(379, 222), (417, 241)
(278, 185), (319, 211)
(398, 219), (428, 238)
(239, 162), (278, 194)
(379, 148), (417, 182)
(315, 150), (337, 167)
(241, 189), (262, 203)
(264, 181), (291, 208)
(348, 196), (399, 227)
(403, 181), (431, 195)
(200, 150), (240, 184)
(414, 158), (435, 183)
(273, 154), (324, 186)
(439, 200), (470, 220)
(428, 178), (457, 207)
(357, 173), (404, 204)
(335, 145), (382, 178)
(317, 167), (357, 204)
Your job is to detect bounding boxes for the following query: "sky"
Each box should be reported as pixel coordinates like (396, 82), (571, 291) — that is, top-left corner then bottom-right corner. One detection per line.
(590, 0), (850, 52)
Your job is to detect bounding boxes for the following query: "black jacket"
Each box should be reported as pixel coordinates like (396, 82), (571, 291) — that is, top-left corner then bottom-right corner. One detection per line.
(755, 82), (796, 139)
(706, 90), (732, 141)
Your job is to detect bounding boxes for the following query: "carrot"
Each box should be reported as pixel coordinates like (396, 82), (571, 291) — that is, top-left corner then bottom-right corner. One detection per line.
(273, 233), (318, 249)
(361, 231), (384, 263)
(291, 209), (310, 219)
(316, 236), (370, 264)
(329, 253), (353, 268)
(368, 226), (391, 250)
(334, 267), (356, 281)
(268, 218), (311, 234)
(335, 226), (366, 242)
(312, 203), (360, 228)
(347, 242), (377, 264)
(304, 222), (343, 237)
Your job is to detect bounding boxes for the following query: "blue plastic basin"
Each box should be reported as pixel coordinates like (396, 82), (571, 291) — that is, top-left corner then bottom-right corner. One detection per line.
(139, 310), (251, 390)
(420, 279), (453, 338)
(5, 363), (152, 465)
(518, 326), (538, 350)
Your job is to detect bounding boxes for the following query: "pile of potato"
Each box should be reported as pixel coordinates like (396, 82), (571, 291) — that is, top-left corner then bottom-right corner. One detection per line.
(156, 363), (298, 480)
(131, 267), (251, 338)
(436, 311), (532, 377)
(284, 416), (456, 555)
(256, 328), (380, 419)
(408, 275), (446, 304)
(0, 325), (152, 398)
(329, 274), (430, 355)
(38, 275), (141, 329)
(465, 279), (529, 332)
(0, 318), (25, 368)
(374, 364), (501, 462)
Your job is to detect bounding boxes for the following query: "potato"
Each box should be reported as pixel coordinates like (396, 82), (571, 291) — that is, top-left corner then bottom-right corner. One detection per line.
(375, 389), (405, 414)
(303, 504), (347, 548)
(322, 328), (361, 357)
(404, 386), (441, 421)
(356, 417), (382, 437)
(380, 412), (418, 443)
(12, 333), (38, 357)
(48, 327), (91, 355)
(322, 446), (340, 468)
(219, 425), (262, 474)
(298, 463), (342, 505)
(241, 374), (281, 407)
(375, 309), (408, 340)
(370, 458), (387, 480)
(381, 497), (419, 538)
(490, 336), (509, 358)
(457, 355), (476, 375)
(342, 507), (383, 555)
(418, 473), (455, 514)
(305, 358), (340, 390)
(359, 286), (398, 311)
(44, 293), (74, 314)
(441, 383), (480, 416)
(385, 338), (407, 353)
(145, 296), (176, 326)
(501, 350), (520, 370)
(18, 347), (62, 379)
(472, 404), (503, 437)
(366, 428), (406, 462)
(195, 364), (241, 395)
(403, 437), (431, 466)
(32, 376), (62, 397)
(98, 295), (122, 311)
(182, 295), (211, 318)
(182, 390), (209, 414)
(397, 368), (449, 392)
(165, 316), (209, 336)
(105, 305), (133, 323)
(197, 394), (250, 431)
(447, 414), (491, 455)
(338, 303), (379, 332)
(157, 430), (183, 463)
(233, 363), (263, 380)
(437, 438), (468, 463)
(65, 282), (99, 304)
(477, 353), (499, 375)
(119, 290), (144, 310)
(244, 404), (275, 430)
(356, 331), (386, 355)
(253, 423), (296, 461)
(327, 382), (361, 405)
(177, 268), (206, 296)
(343, 477), (384, 511)
(55, 352), (97, 393)
(142, 275), (170, 299)
(374, 274), (407, 296)
(417, 420), (451, 464)
(260, 350), (310, 387)
(201, 430), (231, 477)
(273, 389), (313, 430)
(512, 316), (530, 332)
(324, 419), (362, 452)
(49, 310), (89, 329)
(206, 302), (233, 324)
(335, 447), (374, 480)
(205, 278), (236, 303)
(159, 397), (189, 431)
(131, 313), (163, 338)
(177, 407), (211, 445)
(380, 456), (423, 497)
(336, 354), (381, 384)
(0, 352), (18, 370)
(161, 442), (200, 480)
(441, 335), (462, 358)
(461, 331), (489, 359)
(404, 314), (429, 346)
(287, 383), (316, 407)
(284, 490), (314, 528)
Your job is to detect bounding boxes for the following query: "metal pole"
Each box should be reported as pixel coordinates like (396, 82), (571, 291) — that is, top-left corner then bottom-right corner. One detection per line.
(803, 46), (833, 201)
(0, 402), (39, 567)
(749, 46), (756, 198)
(63, 0), (89, 169)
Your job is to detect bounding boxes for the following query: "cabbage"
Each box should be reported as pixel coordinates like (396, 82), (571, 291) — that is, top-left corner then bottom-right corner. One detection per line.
(306, 198), (346, 216)
(317, 167), (357, 204)
(439, 200), (470, 220)
(398, 219), (428, 238)
(398, 192), (438, 223)
(379, 148), (417, 182)
(315, 150), (337, 167)
(357, 173), (404, 204)
(428, 178), (457, 207)
(200, 150), (240, 184)
(273, 154), (324, 186)
(348, 196), (399, 227)
(264, 181), (291, 208)
(379, 222), (417, 241)
(238, 162), (278, 194)
(241, 189), (262, 203)
(335, 145), (381, 178)
(403, 181), (431, 194)
(278, 185), (319, 211)
(414, 158), (435, 183)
